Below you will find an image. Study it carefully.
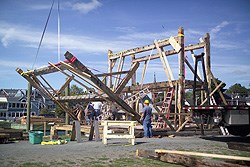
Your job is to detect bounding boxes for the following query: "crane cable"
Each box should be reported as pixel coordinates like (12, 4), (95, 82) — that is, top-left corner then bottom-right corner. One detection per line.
(32, 0), (55, 69)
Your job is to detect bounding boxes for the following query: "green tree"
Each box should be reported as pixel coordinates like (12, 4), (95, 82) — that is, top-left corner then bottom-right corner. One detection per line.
(54, 84), (87, 117)
(70, 84), (85, 96)
(226, 83), (249, 97)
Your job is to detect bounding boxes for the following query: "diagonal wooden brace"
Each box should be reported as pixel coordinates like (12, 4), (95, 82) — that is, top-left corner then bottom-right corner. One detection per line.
(114, 62), (139, 94)
(64, 51), (142, 124)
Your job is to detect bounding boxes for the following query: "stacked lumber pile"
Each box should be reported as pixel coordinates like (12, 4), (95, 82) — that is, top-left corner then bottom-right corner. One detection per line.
(136, 149), (250, 167)
(20, 116), (64, 124)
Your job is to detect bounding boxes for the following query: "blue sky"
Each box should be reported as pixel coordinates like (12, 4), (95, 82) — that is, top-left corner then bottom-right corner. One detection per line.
(0, 0), (249, 90)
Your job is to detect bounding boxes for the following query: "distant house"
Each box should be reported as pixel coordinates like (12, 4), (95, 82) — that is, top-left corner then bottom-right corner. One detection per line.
(0, 88), (55, 121)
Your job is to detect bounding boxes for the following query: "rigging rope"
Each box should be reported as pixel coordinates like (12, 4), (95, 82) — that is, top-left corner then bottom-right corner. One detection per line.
(32, 0), (55, 69)
(57, 0), (61, 62)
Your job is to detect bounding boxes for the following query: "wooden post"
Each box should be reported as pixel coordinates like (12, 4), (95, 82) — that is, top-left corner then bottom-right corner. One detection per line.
(177, 27), (185, 127)
(26, 82), (32, 132)
(94, 120), (100, 141)
(131, 55), (136, 86)
(65, 80), (70, 135)
(108, 50), (113, 89)
(204, 33), (211, 91)
(74, 120), (81, 143)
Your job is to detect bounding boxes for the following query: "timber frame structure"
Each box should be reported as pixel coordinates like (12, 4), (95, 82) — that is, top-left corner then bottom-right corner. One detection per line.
(16, 27), (226, 132)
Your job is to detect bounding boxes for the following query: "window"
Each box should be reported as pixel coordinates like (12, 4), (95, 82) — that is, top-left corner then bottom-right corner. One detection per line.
(17, 103), (20, 108)
(12, 103), (16, 108)
(0, 103), (7, 109)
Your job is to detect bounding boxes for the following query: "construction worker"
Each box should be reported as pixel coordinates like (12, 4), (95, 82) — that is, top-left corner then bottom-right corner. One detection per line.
(141, 99), (153, 138)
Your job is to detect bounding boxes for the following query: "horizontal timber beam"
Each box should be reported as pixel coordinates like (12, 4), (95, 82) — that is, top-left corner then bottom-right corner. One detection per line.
(95, 70), (130, 77)
(108, 37), (175, 60)
(132, 42), (205, 63)
(122, 80), (200, 93)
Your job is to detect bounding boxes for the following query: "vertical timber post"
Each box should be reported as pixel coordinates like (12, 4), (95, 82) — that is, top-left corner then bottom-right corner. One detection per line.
(65, 81), (70, 135)
(177, 27), (185, 127)
(131, 54), (138, 115)
(108, 50), (113, 89)
(204, 33), (211, 92)
(26, 82), (32, 132)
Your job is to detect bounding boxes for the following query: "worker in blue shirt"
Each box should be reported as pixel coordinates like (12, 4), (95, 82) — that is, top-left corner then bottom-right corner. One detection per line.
(141, 99), (153, 138)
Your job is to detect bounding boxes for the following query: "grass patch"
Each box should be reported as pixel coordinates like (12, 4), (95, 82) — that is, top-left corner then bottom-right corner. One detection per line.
(90, 157), (183, 167)
(62, 159), (76, 165)
(19, 162), (49, 167)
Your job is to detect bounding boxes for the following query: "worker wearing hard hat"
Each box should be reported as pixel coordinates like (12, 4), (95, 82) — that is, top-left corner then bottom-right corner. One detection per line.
(140, 99), (153, 138)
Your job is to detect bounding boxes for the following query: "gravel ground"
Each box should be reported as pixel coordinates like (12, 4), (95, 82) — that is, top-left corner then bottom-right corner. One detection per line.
(0, 135), (250, 167)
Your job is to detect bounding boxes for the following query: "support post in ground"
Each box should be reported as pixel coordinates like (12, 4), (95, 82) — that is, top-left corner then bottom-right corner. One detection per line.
(204, 33), (211, 92)
(26, 82), (32, 132)
(177, 27), (185, 127)
(65, 81), (70, 135)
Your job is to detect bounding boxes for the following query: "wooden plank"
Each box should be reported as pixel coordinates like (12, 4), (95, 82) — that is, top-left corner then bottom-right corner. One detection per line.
(154, 40), (173, 87)
(155, 149), (250, 161)
(64, 51), (142, 124)
(114, 62), (139, 94)
(169, 36), (181, 52)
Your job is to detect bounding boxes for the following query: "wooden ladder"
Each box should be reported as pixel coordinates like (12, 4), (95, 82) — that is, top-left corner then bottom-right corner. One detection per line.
(156, 87), (175, 129)
(160, 87), (175, 119)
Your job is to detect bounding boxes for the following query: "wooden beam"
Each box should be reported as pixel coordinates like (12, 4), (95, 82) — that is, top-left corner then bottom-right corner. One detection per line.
(200, 81), (224, 105)
(95, 70), (129, 77)
(207, 67), (228, 105)
(176, 116), (191, 132)
(114, 62), (140, 94)
(154, 40), (173, 87)
(109, 37), (173, 60)
(177, 27), (185, 127)
(137, 149), (248, 167)
(121, 80), (200, 93)
(155, 149), (250, 161)
(132, 42), (205, 63)
(56, 75), (74, 95)
(64, 51), (142, 123)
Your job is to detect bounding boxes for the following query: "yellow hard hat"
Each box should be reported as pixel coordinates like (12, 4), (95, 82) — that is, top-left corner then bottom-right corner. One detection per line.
(144, 99), (149, 104)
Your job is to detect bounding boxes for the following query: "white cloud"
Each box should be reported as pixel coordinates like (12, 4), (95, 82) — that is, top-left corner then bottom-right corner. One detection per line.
(0, 60), (40, 69)
(210, 21), (229, 39)
(72, 0), (102, 14)
(0, 22), (136, 54)
(28, 4), (52, 10)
